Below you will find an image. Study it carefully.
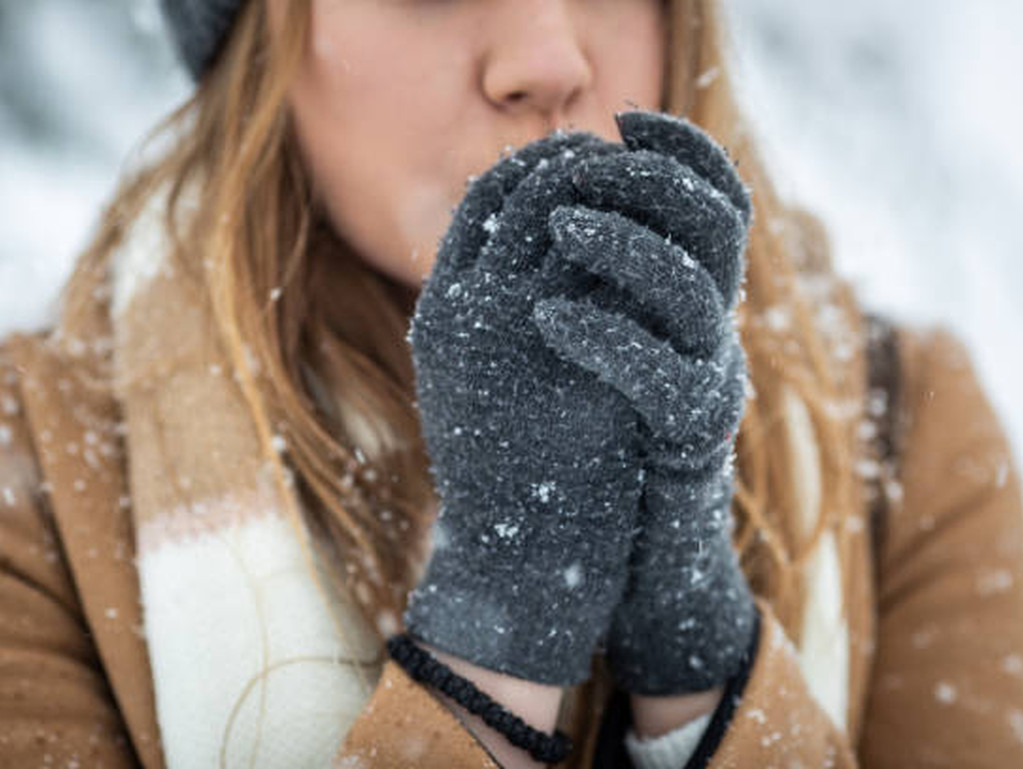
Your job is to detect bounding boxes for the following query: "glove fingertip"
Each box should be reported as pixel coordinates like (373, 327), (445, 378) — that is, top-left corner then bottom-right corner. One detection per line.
(614, 110), (755, 230)
(614, 109), (689, 151)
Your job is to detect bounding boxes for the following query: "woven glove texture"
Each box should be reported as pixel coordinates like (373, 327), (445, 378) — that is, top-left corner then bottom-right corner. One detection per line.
(532, 111), (758, 695)
(403, 130), (646, 687)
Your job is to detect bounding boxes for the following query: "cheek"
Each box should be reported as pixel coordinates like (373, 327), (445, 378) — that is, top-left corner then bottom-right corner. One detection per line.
(310, 131), (452, 288)
(393, 178), (456, 262)
(335, 167), (452, 287)
(602, 3), (666, 106)
(288, 25), (458, 286)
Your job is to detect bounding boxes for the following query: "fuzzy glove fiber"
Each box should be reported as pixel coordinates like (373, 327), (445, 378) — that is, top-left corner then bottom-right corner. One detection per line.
(532, 111), (759, 695)
(402, 130), (647, 687)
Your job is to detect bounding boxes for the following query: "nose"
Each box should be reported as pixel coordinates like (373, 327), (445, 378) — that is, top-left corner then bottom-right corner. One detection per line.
(481, 0), (593, 128)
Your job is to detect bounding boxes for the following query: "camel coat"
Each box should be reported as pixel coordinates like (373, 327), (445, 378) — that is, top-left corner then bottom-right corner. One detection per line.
(1, 310), (1022, 767)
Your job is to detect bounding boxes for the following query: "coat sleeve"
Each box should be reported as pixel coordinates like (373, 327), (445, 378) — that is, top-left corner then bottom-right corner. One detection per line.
(856, 325), (1023, 765)
(334, 659), (503, 767)
(0, 347), (141, 767)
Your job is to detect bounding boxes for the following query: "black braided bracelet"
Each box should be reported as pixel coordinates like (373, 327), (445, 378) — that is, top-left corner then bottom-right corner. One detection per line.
(386, 633), (574, 764)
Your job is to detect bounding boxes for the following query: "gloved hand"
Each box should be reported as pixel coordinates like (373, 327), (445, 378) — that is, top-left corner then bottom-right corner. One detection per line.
(402, 129), (647, 687)
(532, 110), (758, 695)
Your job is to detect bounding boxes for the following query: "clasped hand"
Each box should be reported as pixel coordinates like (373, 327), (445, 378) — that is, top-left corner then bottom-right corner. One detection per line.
(404, 109), (758, 697)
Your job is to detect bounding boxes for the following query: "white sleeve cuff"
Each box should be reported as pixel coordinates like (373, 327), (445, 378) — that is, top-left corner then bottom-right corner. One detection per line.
(623, 711), (713, 769)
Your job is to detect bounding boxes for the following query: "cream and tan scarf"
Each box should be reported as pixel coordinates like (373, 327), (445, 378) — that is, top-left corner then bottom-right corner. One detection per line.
(110, 185), (385, 768)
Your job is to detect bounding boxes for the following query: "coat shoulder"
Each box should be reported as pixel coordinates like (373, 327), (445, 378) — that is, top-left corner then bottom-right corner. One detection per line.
(0, 329), (144, 766)
(868, 317), (1019, 560)
(0, 327), (87, 617)
(858, 321), (1023, 764)
(888, 320), (1011, 468)
(859, 316), (1004, 475)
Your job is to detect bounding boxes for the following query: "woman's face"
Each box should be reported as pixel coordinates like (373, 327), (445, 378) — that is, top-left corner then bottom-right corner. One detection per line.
(270, 0), (667, 288)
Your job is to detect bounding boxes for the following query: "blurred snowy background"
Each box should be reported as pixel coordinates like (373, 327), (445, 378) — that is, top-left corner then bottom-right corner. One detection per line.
(0, 0), (1020, 459)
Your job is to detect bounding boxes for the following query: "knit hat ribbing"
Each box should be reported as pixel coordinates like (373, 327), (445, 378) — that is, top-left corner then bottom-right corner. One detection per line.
(160, 0), (247, 81)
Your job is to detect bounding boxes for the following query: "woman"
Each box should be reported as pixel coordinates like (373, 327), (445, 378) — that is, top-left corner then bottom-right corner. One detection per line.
(1, 0), (1020, 767)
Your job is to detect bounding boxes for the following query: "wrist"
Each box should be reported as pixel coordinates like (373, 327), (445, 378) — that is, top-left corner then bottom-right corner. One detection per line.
(418, 641), (566, 769)
(630, 686), (725, 740)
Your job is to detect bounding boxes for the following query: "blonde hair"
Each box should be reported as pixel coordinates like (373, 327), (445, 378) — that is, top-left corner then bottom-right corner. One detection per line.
(57, 0), (868, 668)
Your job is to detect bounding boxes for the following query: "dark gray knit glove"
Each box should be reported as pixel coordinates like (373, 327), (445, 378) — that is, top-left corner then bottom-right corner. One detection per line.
(402, 130), (647, 687)
(532, 111), (758, 695)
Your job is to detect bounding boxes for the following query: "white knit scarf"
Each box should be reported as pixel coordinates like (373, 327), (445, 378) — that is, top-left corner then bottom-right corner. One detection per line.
(110, 185), (385, 768)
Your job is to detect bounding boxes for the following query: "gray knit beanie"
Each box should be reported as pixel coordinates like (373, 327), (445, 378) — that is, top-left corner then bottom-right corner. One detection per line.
(160, 0), (248, 81)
